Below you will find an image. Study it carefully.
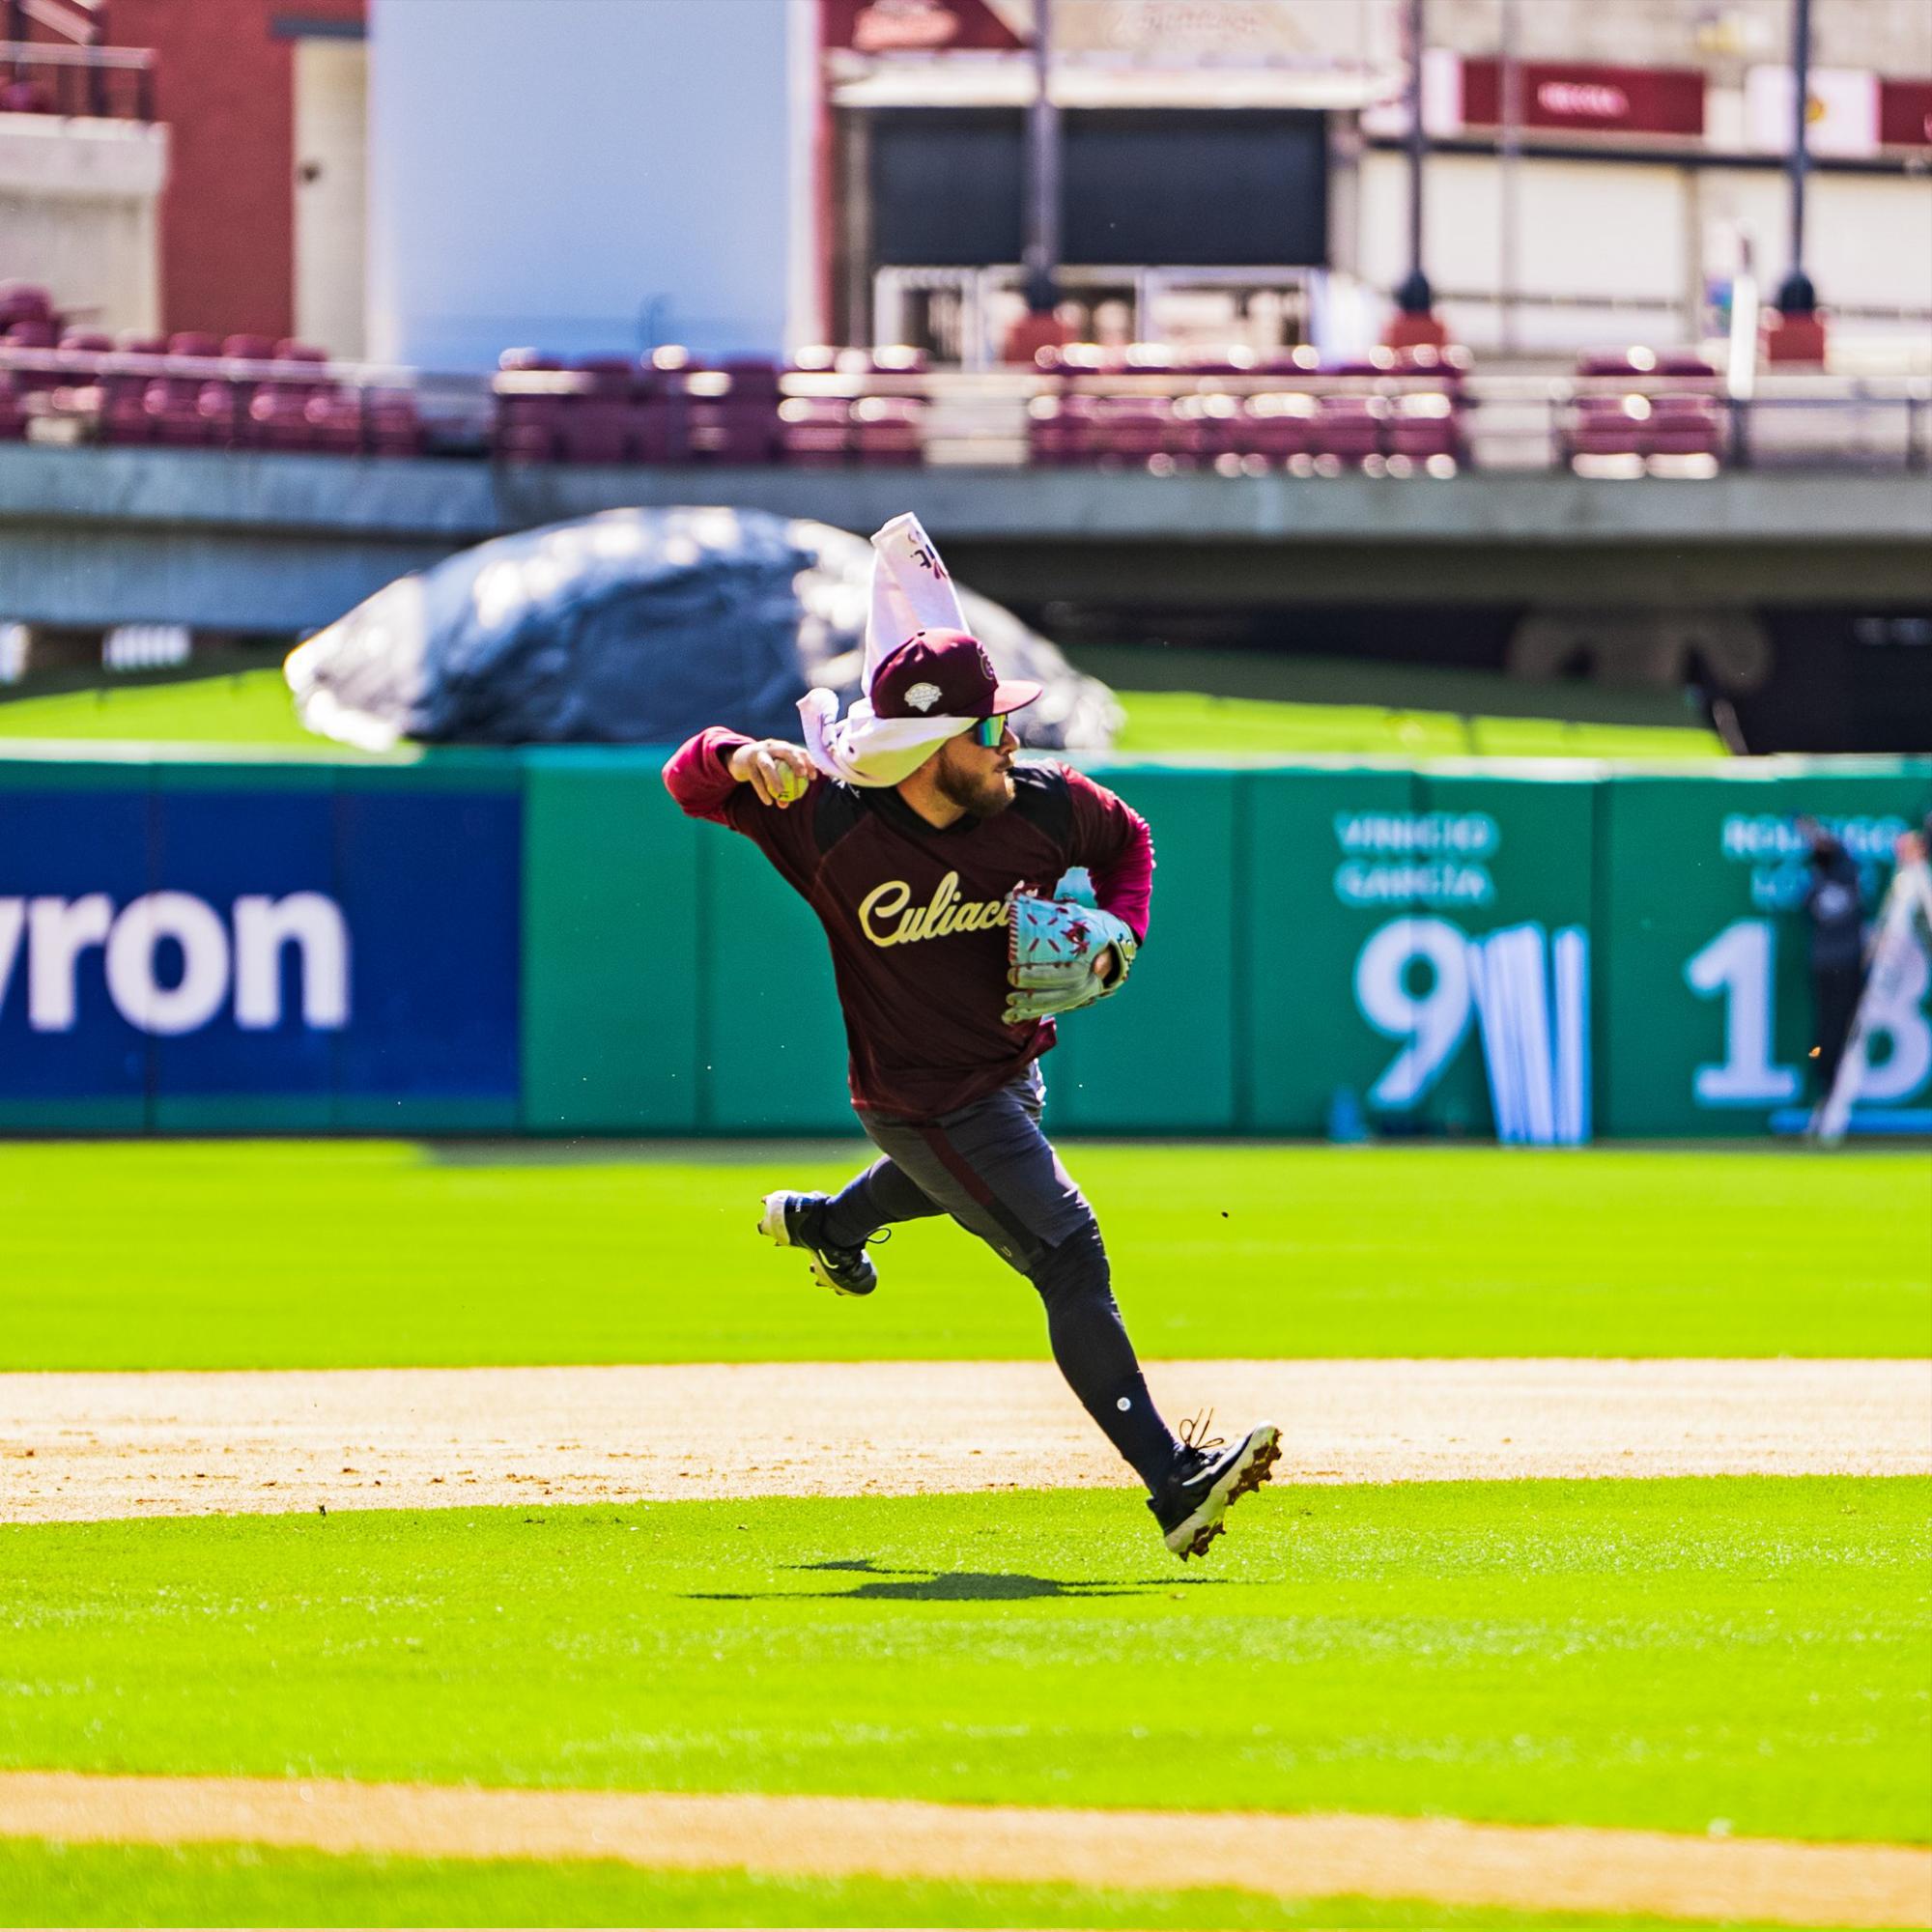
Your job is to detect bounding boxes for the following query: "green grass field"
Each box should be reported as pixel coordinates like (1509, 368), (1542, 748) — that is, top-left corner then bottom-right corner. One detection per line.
(1110, 689), (1723, 761)
(0, 664), (1724, 760)
(0, 670), (341, 751)
(6, 1483), (1925, 1844)
(0, 1842), (1786, 1931)
(2, 1142), (1925, 1370)
(4, 1138), (1925, 1928)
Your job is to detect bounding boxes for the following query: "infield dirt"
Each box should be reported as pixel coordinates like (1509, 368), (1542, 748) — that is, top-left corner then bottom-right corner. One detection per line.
(3, 1772), (1928, 1928)
(3, 1356), (1926, 1522)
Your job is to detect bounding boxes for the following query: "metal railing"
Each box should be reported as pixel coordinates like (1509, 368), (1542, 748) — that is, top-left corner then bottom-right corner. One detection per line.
(0, 41), (153, 121)
(5, 342), (1928, 474)
(0, 345), (426, 457)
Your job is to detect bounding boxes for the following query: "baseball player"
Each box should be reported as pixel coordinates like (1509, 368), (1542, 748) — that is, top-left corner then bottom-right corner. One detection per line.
(662, 624), (1278, 1559)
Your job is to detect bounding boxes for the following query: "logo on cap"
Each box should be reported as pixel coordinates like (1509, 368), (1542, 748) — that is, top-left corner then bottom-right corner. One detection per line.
(904, 681), (942, 713)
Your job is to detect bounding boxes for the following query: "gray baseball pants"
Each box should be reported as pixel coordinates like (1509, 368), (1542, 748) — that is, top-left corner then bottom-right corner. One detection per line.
(820, 1065), (1180, 1490)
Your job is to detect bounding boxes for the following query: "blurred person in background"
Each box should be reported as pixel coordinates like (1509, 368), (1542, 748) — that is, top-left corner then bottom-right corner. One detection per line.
(1902, 814), (1932, 949)
(1002, 271), (1076, 366)
(1803, 829), (1866, 1098)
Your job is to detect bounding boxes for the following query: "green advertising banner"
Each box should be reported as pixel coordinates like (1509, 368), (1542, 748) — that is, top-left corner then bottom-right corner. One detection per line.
(1599, 767), (1932, 1136)
(6, 746), (1926, 1139)
(1244, 765), (1598, 1137)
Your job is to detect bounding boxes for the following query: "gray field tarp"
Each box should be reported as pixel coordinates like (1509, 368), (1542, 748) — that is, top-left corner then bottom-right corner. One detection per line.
(285, 507), (1119, 752)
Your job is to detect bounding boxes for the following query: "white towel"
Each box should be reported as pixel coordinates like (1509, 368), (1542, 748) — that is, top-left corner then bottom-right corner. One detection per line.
(863, 511), (970, 693)
(800, 513), (976, 786)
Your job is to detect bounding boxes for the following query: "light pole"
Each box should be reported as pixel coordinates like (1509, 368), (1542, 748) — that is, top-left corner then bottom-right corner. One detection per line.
(1498, 0), (1522, 354)
(1780, 0), (1815, 312)
(1768, 0), (1826, 359)
(1387, 0), (1446, 349)
(1021, 0), (1061, 321)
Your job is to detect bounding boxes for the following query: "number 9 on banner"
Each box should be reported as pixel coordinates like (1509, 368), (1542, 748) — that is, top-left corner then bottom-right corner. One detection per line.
(1353, 917), (1475, 1109)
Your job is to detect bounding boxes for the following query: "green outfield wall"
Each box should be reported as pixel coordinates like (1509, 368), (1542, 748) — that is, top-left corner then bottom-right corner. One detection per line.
(2, 747), (1927, 1138)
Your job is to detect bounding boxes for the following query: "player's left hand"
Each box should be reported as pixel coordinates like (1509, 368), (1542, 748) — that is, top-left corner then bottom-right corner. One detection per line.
(1004, 895), (1139, 1025)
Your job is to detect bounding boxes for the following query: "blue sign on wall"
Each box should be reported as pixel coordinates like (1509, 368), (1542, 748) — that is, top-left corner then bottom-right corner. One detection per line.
(0, 783), (521, 1124)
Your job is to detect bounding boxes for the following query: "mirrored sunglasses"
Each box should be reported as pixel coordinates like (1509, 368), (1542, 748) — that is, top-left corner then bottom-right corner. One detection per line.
(970, 716), (1005, 749)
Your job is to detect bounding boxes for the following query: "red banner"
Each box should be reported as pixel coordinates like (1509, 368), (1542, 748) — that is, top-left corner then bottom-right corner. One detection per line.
(822, 0), (1024, 54)
(1461, 59), (1705, 138)
(1879, 78), (1932, 148)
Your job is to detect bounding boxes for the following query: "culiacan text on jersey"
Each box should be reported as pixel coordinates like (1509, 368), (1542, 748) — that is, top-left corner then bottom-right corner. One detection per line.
(858, 872), (1012, 948)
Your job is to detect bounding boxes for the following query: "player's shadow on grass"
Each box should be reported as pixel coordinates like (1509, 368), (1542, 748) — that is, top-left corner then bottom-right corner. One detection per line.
(688, 1558), (1223, 1604)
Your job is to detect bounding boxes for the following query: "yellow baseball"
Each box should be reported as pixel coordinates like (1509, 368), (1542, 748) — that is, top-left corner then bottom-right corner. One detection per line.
(769, 761), (808, 806)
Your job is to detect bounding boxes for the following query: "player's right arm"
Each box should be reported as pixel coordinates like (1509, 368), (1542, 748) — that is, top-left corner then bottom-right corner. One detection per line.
(662, 727), (816, 822)
(663, 727), (827, 903)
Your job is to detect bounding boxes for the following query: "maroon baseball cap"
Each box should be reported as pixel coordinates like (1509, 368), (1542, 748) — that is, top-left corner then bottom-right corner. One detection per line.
(870, 629), (1042, 721)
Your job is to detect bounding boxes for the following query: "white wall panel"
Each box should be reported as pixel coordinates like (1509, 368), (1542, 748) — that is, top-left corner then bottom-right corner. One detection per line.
(1359, 150), (1686, 298)
(1699, 168), (1932, 317)
(368, 0), (809, 370)
(296, 39), (368, 359)
(0, 116), (165, 334)
(1360, 147), (1931, 349)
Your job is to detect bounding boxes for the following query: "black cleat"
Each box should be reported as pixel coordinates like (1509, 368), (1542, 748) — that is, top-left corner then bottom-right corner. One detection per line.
(1148, 1414), (1280, 1560)
(758, 1190), (879, 1297)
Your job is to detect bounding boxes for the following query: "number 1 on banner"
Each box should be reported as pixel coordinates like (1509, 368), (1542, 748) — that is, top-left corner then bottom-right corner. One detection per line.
(1684, 919), (1800, 1105)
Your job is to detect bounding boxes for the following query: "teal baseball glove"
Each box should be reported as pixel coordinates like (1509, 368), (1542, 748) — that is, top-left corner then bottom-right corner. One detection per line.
(1003, 892), (1139, 1025)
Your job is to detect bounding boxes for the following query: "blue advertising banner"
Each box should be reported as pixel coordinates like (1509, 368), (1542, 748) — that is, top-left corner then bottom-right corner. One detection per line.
(0, 777), (521, 1129)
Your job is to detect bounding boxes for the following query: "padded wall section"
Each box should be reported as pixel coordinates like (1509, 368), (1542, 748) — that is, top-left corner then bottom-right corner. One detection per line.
(1048, 768), (1238, 1132)
(522, 751), (701, 1132)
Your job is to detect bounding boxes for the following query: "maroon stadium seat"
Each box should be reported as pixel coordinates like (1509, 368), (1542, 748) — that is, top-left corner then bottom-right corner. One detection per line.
(1568, 348), (1719, 474)
(1237, 391), (1318, 467)
(1026, 392), (1095, 468)
(139, 334), (220, 444)
(1566, 394), (1649, 473)
(1313, 394), (1386, 465)
(0, 281), (54, 332)
(630, 368), (688, 464)
(302, 388), (367, 454)
(4, 317), (59, 392)
(1386, 390), (1463, 466)
(492, 353), (567, 463)
(1577, 352), (1641, 379)
(364, 387), (425, 456)
(1174, 390), (1242, 465)
(95, 360), (153, 444)
(556, 357), (637, 464)
(0, 76), (55, 113)
(78, 334), (163, 444)
(687, 361), (781, 465)
(245, 380), (313, 451)
(43, 330), (112, 421)
(1090, 396), (1197, 471)
(1646, 394), (1722, 470)
(849, 394), (922, 466)
(778, 395), (852, 467)
(242, 343), (336, 450)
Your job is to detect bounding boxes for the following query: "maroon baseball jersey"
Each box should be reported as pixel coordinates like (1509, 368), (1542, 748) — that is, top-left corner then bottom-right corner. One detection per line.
(664, 728), (1154, 1121)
